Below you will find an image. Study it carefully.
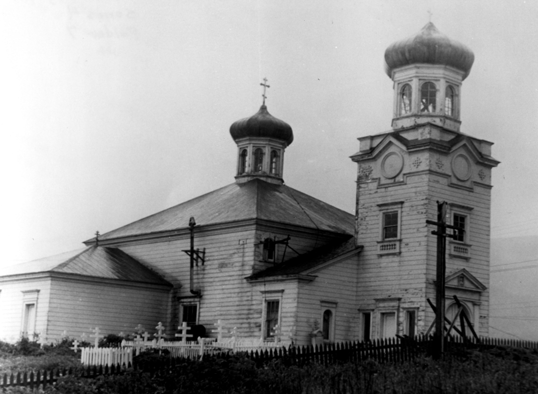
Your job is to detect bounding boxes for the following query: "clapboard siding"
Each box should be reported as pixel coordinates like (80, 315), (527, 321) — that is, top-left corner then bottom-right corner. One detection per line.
(295, 255), (360, 345)
(0, 277), (51, 342)
(47, 278), (169, 341)
(114, 223), (343, 340)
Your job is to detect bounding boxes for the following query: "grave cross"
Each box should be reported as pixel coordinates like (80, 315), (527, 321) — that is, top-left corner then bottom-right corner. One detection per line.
(260, 78), (270, 105)
(71, 340), (80, 353)
(37, 332), (48, 348)
(175, 322), (193, 344)
(90, 327), (104, 348)
(212, 320), (227, 342)
(271, 324), (282, 343)
(155, 322), (166, 343)
(142, 331), (151, 343)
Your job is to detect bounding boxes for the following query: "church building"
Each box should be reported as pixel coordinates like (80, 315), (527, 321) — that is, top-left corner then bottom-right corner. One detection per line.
(0, 23), (498, 345)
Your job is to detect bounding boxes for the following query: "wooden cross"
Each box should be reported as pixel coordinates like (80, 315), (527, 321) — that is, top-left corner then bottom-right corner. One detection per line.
(37, 332), (47, 348)
(271, 324), (282, 343)
(155, 322), (166, 342)
(142, 331), (151, 343)
(427, 10), (433, 22)
(175, 322), (193, 344)
(260, 78), (270, 105)
(212, 319), (227, 342)
(90, 327), (103, 348)
(70, 339), (80, 353)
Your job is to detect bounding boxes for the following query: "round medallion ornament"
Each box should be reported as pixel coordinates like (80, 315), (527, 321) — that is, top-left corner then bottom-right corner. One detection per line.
(381, 152), (404, 179)
(451, 154), (472, 181)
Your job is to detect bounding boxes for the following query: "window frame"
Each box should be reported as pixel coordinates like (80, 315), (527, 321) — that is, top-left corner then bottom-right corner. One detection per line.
(447, 203), (473, 259)
(444, 85), (456, 117)
(377, 202), (403, 255)
(270, 149), (280, 176)
(179, 299), (200, 327)
(420, 81), (437, 113)
(261, 237), (278, 262)
(320, 301), (337, 342)
(253, 147), (265, 173)
(399, 83), (413, 115)
(261, 290), (284, 340)
(238, 148), (248, 174)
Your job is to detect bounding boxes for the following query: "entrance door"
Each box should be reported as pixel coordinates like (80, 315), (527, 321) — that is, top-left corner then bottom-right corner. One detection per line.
(380, 312), (396, 338)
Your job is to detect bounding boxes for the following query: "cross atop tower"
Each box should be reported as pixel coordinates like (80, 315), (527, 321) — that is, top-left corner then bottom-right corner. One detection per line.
(427, 10), (433, 22)
(260, 78), (270, 105)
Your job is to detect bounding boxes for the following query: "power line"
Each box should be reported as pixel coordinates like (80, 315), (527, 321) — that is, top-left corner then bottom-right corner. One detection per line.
(490, 316), (538, 321)
(491, 258), (538, 268)
(488, 325), (524, 340)
(491, 265), (538, 274)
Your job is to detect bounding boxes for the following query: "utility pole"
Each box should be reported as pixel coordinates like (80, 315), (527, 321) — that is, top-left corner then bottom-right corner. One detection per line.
(426, 201), (463, 358)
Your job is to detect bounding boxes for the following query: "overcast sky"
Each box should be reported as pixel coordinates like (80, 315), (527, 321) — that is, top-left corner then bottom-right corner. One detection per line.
(1, 0), (537, 267)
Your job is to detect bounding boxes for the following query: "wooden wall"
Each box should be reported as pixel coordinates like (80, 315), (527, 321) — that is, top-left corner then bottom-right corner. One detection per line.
(47, 276), (170, 341)
(0, 276), (51, 342)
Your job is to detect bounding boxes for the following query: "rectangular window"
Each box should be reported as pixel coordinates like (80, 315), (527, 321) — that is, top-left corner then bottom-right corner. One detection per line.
(180, 304), (198, 327)
(361, 312), (371, 342)
(405, 310), (416, 338)
(380, 312), (396, 339)
(453, 213), (466, 242)
(383, 211), (399, 240)
(265, 300), (280, 338)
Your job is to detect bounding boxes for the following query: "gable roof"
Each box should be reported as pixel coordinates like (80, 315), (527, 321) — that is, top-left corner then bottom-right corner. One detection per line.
(246, 237), (361, 281)
(95, 179), (354, 241)
(0, 246), (171, 286)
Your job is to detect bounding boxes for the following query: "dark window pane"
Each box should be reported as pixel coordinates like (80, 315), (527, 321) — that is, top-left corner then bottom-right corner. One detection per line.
(322, 310), (332, 340)
(265, 301), (279, 338)
(182, 304), (198, 326)
(383, 211), (399, 239)
(363, 313), (371, 341)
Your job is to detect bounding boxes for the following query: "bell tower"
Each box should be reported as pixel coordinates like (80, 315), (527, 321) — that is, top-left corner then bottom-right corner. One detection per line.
(351, 23), (499, 340)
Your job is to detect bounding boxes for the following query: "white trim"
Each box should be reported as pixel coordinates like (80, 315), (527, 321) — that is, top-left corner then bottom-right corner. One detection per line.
(320, 301), (337, 342)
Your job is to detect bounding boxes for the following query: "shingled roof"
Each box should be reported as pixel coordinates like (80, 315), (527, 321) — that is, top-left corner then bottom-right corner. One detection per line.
(95, 179), (354, 241)
(0, 246), (171, 286)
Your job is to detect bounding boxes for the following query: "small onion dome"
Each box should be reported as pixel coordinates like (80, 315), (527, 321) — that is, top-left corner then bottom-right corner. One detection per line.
(230, 105), (294, 146)
(384, 22), (475, 80)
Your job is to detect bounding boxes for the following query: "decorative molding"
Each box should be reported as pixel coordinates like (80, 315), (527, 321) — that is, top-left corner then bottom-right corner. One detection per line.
(478, 169), (486, 181)
(358, 164), (373, 181)
(435, 157), (444, 170)
(451, 154), (472, 181)
(412, 157), (422, 169)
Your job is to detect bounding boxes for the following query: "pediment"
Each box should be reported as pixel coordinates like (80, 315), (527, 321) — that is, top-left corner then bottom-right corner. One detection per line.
(445, 269), (486, 293)
(369, 135), (408, 160)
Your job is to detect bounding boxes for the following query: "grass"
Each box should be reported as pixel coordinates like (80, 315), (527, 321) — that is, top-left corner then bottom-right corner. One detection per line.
(1, 340), (538, 393)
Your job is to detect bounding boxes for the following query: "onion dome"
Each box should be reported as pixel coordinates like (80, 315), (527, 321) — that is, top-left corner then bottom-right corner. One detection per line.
(384, 22), (475, 80)
(230, 105), (294, 146)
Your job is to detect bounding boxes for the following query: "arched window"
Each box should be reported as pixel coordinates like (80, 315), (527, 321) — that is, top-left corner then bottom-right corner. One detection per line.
(253, 148), (264, 173)
(399, 84), (412, 115)
(270, 150), (280, 175)
(239, 149), (248, 174)
(420, 82), (437, 113)
(445, 85), (455, 116)
(322, 309), (333, 340)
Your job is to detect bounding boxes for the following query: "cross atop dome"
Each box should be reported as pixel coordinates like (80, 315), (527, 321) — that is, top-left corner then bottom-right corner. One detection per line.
(229, 82), (294, 185)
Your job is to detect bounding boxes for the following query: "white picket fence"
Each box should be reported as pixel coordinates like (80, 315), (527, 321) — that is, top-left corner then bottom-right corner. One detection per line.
(80, 347), (133, 367)
(75, 321), (291, 366)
